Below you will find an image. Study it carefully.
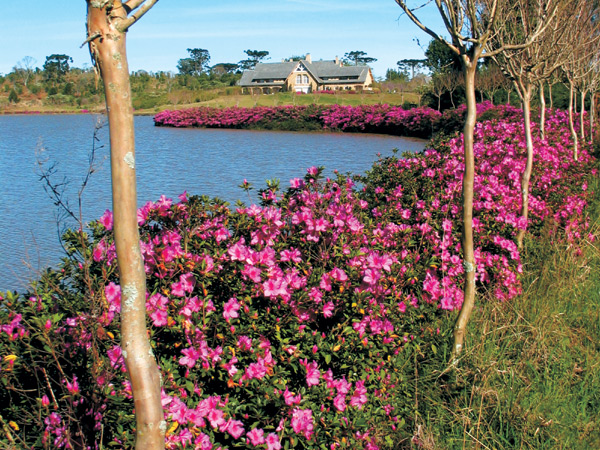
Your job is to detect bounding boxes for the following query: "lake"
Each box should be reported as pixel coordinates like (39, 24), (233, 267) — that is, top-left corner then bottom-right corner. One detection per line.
(0, 114), (426, 292)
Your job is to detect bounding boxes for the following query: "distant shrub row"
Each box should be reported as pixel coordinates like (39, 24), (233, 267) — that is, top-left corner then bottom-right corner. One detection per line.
(153, 101), (523, 138)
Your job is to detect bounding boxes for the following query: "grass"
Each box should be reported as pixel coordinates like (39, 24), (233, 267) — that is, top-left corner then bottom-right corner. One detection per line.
(140, 90), (423, 114)
(1, 89), (424, 115)
(406, 177), (600, 449)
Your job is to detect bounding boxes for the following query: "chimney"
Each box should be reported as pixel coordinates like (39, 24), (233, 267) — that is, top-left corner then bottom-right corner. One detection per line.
(335, 56), (340, 66)
(305, 53), (312, 63)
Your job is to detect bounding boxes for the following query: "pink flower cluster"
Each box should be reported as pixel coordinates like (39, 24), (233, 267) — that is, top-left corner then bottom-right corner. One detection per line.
(1, 102), (595, 449)
(154, 103), (447, 138)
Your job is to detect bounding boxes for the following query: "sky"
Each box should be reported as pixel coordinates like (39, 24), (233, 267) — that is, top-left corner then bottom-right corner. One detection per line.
(0, 0), (445, 80)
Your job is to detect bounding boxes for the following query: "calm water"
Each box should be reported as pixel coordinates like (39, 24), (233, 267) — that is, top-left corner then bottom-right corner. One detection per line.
(0, 114), (425, 291)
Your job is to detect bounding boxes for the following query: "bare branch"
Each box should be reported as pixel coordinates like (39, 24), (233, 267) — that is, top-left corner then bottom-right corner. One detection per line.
(123, 0), (146, 10)
(394, 0), (461, 55)
(118, 0), (159, 31)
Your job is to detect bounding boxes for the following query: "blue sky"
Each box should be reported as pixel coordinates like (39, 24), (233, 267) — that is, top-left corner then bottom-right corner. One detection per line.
(0, 0), (443, 79)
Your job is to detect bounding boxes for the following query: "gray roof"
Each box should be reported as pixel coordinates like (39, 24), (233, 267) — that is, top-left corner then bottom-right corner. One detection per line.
(239, 59), (371, 87)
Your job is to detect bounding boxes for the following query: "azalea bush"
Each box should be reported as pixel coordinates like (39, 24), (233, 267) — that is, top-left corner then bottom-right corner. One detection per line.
(0, 105), (596, 449)
(154, 104), (444, 138)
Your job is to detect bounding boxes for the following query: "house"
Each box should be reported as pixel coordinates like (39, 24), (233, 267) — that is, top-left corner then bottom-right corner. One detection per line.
(239, 54), (374, 94)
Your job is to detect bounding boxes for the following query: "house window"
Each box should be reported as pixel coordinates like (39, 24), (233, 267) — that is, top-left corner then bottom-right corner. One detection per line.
(296, 74), (309, 85)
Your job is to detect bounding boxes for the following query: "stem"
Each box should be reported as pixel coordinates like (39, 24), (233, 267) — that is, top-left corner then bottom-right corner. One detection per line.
(539, 81), (546, 140)
(580, 90), (586, 141)
(517, 88), (533, 249)
(86, 2), (164, 448)
(452, 63), (477, 362)
(568, 79), (579, 161)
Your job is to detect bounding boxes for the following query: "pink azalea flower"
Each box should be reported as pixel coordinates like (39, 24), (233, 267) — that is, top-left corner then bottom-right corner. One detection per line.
(305, 361), (320, 387)
(179, 347), (200, 369)
(223, 297), (240, 321)
(99, 209), (113, 230)
(333, 394), (346, 412)
(220, 418), (245, 439)
(64, 376), (79, 395)
(266, 433), (281, 450)
(290, 178), (305, 189)
(208, 408), (225, 429)
(291, 408), (314, 440)
(247, 428), (266, 446)
(283, 387), (302, 405)
(169, 397), (188, 424)
(195, 432), (213, 450)
(323, 301), (335, 318)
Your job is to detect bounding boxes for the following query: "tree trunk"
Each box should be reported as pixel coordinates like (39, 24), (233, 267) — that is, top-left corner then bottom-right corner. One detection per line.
(568, 79), (579, 161)
(86, 2), (165, 448)
(517, 88), (534, 249)
(452, 63), (477, 362)
(549, 82), (554, 109)
(580, 89), (586, 140)
(590, 92), (595, 138)
(539, 81), (546, 139)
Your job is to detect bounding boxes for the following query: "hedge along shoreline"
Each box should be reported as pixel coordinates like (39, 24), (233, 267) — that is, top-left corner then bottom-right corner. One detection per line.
(153, 101), (525, 139)
(1, 104), (597, 449)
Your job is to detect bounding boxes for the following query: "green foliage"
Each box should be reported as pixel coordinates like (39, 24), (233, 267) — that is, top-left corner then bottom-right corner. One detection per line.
(8, 89), (19, 103)
(177, 48), (211, 76)
(342, 51), (377, 66)
(385, 68), (408, 82)
(397, 59), (426, 79)
(420, 198), (600, 449)
(238, 49), (270, 70)
(132, 93), (168, 110)
(424, 39), (461, 75)
(43, 54), (73, 82)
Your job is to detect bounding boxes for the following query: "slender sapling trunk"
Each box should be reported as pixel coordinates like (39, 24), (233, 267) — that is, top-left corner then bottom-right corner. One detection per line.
(568, 79), (579, 160)
(452, 63), (477, 362)
(539, 81), (546, 139)
(517, 87), (534, 249)
(86, 2), (165, 448)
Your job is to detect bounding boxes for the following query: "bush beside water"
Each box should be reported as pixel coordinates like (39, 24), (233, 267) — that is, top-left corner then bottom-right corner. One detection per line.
(0, 105), (598, 449)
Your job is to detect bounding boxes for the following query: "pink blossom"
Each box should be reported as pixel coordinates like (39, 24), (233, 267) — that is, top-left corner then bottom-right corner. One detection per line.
(104, 282), (121, 313)
(223, 297), (240, 321)
(333, 394), (346, 412)
(266, 433), (282, 450)
(283, 387), (302, 405)
(305, 360), (321, 387)
(195, 432), (213, 450)
(291, 408), (314, 440)
(179, 347), (200, 368)
(323, 301), (335, 318)
(220, 418), (245, 439)
(247, 428), (266, 446)
(99, 209), (113, 230)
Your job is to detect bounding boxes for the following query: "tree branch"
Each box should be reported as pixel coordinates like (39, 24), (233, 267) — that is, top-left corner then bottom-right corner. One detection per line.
(124, 0), (146, 10)
(395, 0), (461, 55)
(118, 0), (159, 32)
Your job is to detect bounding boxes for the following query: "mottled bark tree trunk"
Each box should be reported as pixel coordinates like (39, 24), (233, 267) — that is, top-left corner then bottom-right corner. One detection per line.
(452, 62), (477, 361)
(516, 87), (534, 249)
(590, 93), (595, 138)
(86, 1), (164, 448)
(580, 89), (586, 140)
(539, 81), (546, 139)
(568, 79), (579, 161)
